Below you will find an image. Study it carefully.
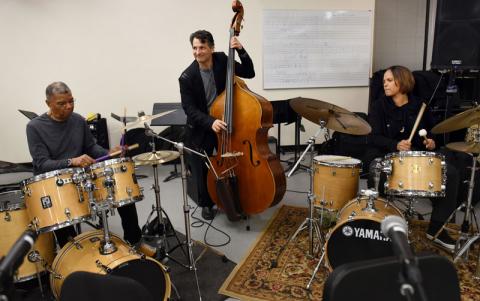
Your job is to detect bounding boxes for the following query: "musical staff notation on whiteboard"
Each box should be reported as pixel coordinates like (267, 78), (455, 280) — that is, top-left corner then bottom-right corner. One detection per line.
(263, 10), (373, 89)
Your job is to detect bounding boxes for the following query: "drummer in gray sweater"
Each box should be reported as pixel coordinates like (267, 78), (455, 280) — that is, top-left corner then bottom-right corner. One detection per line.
(26, 81), (142, 248)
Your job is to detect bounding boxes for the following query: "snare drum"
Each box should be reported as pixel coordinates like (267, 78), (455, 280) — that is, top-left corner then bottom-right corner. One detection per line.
(21, 168), (91, 232)
(50, 230), (171, 300)
(325, 197), (403, 270)
(0, 190), (55, 282)
(313, 155), (361, 211)
(383, 151), (446, 197)
(89, 158), (143, 207)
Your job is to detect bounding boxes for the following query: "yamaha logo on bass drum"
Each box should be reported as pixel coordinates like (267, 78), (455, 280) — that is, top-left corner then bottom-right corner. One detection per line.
(342, 225), (390, 241)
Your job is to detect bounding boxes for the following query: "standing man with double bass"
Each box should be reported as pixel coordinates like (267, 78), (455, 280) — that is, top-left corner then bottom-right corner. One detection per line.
(179, 30), (255, 220)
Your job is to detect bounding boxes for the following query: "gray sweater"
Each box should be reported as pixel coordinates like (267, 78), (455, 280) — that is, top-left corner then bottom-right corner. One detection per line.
(26, 112), (107, 175)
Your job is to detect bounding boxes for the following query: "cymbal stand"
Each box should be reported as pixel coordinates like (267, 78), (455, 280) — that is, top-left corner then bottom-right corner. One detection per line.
(145, 124), (204, 300)
(141, 137), (186, 266)
(434, 154), (480, 261)
(287, 124), (326, 256)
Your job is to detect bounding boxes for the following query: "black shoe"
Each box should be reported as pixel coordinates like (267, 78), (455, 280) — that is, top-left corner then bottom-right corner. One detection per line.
(201, 206), (215, 220)
(426, 230), (456, 251)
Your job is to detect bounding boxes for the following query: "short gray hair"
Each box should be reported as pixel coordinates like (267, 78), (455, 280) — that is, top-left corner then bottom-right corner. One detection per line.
(45, 82), (71, 99)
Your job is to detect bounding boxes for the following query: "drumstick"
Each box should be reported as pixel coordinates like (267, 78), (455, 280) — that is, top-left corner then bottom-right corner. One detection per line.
(95, 143), (139, 162)
(407, 102), (427, 143)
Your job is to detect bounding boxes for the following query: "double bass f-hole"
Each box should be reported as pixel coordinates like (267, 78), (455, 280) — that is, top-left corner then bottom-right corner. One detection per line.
(243, 140), (260, 167)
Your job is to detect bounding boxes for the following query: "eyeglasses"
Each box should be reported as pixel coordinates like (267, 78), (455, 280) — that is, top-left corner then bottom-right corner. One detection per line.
(55, 98), (76, 107)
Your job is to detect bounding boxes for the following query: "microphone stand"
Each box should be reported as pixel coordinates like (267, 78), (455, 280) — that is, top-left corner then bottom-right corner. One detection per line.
(397, 256), (428, 301)
(144, 124), (204, 301)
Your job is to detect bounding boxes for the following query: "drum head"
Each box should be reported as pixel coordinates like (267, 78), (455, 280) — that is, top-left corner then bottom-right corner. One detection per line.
(110, 259), (167, 300)
(313, 155), (361, 166)
(327, 219), (394, 269)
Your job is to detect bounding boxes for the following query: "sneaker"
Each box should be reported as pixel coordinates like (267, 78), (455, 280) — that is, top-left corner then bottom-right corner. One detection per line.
(201, 206), (216, 220)
(426, 230), (456, 251)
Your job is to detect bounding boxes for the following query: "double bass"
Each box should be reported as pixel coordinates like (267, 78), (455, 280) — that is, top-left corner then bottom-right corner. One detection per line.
(207, 0), (286, 221)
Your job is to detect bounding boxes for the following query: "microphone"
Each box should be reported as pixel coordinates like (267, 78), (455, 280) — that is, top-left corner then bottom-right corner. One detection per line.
(0, 229), (37, 284)
(381, 215), (414, 261)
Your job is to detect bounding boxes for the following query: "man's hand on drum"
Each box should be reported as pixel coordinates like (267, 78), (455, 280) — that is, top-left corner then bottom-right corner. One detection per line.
(212, 119), (227, 133)
(423, 138), (436, 150)
(396, 140), (411, 151)
(71, 154), (95, 168)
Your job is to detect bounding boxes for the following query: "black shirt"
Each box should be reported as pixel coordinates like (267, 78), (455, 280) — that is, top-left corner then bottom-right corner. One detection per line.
(369, 95), (436, 153)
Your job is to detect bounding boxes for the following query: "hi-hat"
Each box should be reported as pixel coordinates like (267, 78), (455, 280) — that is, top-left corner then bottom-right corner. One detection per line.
(289, 97), (371, 135)
(431, 106), (480, 134)
(446, 142), (480, 154)
(133, 151), (180, 166)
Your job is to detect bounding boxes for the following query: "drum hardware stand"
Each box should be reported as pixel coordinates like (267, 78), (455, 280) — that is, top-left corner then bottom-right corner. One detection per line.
(286, 124), (326, 258)
(433, 154), (480, 261)
(145, 124), (204, 301)
(27, 250), (49, 297)
(273, 124), (326, 287)
(85, 173), (118, 255)
(142, 138), (187, 267)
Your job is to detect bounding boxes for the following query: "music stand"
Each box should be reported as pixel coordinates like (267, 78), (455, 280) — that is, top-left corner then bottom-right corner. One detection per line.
(151, 103), (187, 182)
(271, 99), (298, 155)
(18, 109), (38, 120)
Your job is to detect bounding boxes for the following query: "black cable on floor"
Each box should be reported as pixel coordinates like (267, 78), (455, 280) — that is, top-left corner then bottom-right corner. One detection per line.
(190, 206), (232, 248)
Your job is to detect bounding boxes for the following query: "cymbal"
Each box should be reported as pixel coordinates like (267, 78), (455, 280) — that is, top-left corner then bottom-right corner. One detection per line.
(431, 106), (480, 134)
(446, 142), (480, 154)
(289, 97), (371, 135)
(123, 110), (176, 130)
(133, 150), (180, 166)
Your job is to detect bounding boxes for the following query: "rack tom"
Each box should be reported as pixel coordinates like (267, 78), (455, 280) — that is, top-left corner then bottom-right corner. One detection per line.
(21, 168), (91, 232)
(383, 151), (446, 197)
(0, 190), (55, 282)
(313, 155), (361, 211)
(88, 157), (143, 207)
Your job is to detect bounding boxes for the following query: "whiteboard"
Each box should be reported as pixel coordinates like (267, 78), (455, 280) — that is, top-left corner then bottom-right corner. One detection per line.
(263, 10), (373, 89)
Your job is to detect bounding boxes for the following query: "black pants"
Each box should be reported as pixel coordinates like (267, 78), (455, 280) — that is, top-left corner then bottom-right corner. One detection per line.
(55, 203), (142, 247)
(184, 127), (215, 208)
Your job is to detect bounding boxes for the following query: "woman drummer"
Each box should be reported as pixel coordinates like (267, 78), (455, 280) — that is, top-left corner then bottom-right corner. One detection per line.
(367, 65), (457, 250)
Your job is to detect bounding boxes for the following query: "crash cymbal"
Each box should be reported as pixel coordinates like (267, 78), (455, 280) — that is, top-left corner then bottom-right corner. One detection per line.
(289, 97), (371, 135)
(122, 110), (176, 130)
(133, 150), (180, 166)
(446, 142), (480, 154)
(431, 106), (480, 134)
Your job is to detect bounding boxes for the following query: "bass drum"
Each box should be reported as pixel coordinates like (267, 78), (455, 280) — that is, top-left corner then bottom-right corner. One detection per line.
(325, 197), (403, 270)
(50, 230), (171, 300)
(0, 190), (55, 282)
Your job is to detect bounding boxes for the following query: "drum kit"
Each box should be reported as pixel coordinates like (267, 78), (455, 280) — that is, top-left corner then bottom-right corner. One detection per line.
(283, 97), (480, 289)
(0, 112), (196, 300)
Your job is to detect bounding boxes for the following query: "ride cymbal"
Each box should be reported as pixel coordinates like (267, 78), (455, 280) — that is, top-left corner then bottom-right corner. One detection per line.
(289, 97), (371, 135)
(446, 142), (480, 154)
(431, 106), (480, 134)
(133, 151), (180, 166)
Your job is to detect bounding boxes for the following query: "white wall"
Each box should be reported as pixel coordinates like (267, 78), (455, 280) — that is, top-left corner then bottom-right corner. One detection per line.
(0, 0), (375, 163)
